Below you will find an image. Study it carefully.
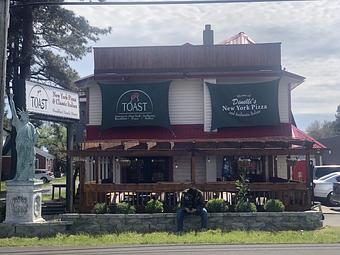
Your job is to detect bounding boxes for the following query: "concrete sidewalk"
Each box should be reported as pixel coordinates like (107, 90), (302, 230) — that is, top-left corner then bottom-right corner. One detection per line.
(321, 205), (340, 214)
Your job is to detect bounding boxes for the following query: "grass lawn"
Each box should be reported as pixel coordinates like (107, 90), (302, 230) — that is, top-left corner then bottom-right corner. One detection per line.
(0, 227), (340, 247)
(42, 176), (66, 188)
(42, 190), (66, 201)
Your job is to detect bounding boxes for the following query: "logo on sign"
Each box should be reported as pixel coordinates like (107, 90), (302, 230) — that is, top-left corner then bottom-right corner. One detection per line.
(115, 89), (155, 121)
(116, 90), (153, 114)
(222, 94), (268, 117)
(29, 85), (49, 111)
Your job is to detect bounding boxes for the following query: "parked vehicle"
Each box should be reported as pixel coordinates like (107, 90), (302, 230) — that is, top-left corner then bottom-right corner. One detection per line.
(35, 169), (54, 183)
(313, 165), (340, 179)
(330, 183), (340, 205)
(313, 172), (340, 206)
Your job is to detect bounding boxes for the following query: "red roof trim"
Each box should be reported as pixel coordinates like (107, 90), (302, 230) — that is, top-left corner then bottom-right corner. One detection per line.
(85, 124), (292, 141)
(291, 125), (327, 149)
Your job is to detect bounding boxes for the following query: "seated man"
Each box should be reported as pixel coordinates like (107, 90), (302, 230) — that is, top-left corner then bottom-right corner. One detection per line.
(177, 187), (208, 232)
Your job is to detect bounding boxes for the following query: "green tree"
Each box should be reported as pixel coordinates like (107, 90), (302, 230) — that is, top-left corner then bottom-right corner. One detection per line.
(36, 123), (67, 173)
(6, 1), (110, 176)
(7, 1), (111, 93)
(3, 109), (11, 131)
(306, 120), (336, 140)
(334, 105), (340, 135)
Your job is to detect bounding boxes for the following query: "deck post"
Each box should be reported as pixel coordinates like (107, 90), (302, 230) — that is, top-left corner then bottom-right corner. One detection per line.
(305, 151), (312, 206)
(66, 123), (74, 212)
(95, 156), (99, 184)
(191, 151), (196, 183)
(79, 162), (85, 211)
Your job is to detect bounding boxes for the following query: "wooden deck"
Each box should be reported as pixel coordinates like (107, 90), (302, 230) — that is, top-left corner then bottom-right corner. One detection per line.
(80, 181), (310, 212)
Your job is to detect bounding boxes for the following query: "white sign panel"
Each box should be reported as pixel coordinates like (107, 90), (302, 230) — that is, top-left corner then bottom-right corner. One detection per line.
(26, 81), (80, 120)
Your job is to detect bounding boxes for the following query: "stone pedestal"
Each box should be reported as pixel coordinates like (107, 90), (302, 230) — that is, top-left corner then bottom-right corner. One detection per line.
(4, 180), (45, 224)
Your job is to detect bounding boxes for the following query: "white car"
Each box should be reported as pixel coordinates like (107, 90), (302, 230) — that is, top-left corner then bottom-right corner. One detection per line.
(313, 172), (340, 206)
(35, 169), (55, 183)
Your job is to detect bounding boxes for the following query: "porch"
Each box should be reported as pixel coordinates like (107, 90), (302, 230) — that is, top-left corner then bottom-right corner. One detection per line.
(68, 137), (322, 212)
(81, 181), (310, 212)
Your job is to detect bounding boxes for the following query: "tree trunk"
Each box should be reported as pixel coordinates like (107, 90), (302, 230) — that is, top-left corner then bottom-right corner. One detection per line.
(19, 5), (33, 82)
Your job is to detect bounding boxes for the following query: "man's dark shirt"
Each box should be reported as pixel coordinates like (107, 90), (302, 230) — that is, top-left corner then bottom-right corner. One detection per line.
(180, 188), (205, 211)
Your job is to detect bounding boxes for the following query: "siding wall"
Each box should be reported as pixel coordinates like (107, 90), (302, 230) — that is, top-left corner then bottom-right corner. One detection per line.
(88, 84), (102, 125)
(276, 155), (288, 179)
(195, 156), (206, 183)
(206, 156), (217, 182)
(169, 79), (204, 125)
(172, 155), (207, 183)
(173, 155), (191, 182)
(87, 77), (290, 128)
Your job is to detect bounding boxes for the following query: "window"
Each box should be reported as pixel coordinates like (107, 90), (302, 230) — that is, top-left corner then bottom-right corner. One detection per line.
(121, 157), (170, 183)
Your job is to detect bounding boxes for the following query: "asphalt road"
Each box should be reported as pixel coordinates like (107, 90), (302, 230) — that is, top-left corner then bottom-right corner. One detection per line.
(1, 244), (340, 255)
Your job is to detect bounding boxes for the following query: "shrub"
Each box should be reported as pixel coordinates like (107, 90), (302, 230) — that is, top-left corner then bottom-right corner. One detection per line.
(235, 201), (257, 212)
(93, 202), (109, 214)
(0, 202), (5, 222)
(264, 199), (285, 212)
(115, 202), (136, 214)
(145, 199), (164, 213)
(206, 198), (228, 213)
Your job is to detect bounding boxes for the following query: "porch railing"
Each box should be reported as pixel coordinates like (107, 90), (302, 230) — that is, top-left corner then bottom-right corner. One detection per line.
(80, 182), (310, 212)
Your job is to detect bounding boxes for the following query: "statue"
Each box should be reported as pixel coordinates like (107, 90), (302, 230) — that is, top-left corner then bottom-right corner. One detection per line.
(8, 94), (38, 181)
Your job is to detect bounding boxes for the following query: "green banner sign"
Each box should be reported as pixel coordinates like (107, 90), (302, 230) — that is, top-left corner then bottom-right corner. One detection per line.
(207, 80), (280, 129)
(99, 81), (171, 129)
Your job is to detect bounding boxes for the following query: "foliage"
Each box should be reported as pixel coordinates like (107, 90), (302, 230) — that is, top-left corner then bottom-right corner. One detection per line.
(306, 120), (337, 140)
(3, 109), (11, 131)
(36, 123), (66, 173)
(234, 162), (257, 212)
(235, 164), (250, 204)
(206, 199), (228, 213)
(145, 199), (164, 213)
(305, 106), (340, 139)
(264, 199), (285, 212)
(93, 203), (109, 214)
(115, 202), (136, 214)
(0, 201), (5, 222)
(2, 227), (340, 247)
(235, 201), (257, 212)
(7, 1), (111, 89)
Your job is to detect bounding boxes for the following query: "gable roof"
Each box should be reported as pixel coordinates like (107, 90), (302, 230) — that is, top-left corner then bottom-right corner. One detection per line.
(35, 147), (55, 159)
(220, 32), (256, 45)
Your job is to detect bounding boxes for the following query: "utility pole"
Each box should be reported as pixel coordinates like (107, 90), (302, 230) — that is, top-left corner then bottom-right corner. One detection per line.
(0, 0), (10, 191)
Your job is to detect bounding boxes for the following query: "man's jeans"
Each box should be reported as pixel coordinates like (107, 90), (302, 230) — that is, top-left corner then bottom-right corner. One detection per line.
(176, 208), (208, 232)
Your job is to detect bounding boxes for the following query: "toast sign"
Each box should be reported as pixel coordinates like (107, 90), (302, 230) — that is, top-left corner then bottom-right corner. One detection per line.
(26, 81), (80, 120)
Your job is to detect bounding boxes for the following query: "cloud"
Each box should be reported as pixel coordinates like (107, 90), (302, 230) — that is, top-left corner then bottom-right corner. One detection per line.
(66, 0), (340, 118)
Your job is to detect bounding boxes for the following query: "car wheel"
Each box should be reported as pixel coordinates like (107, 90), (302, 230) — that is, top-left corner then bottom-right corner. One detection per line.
(41, 177), (48, 183)
(327, 192), (340, 207)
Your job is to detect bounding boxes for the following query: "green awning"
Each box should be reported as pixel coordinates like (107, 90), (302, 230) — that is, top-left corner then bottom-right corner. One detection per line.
(100, 81), (171, 129)
(207, 79), (280, 129)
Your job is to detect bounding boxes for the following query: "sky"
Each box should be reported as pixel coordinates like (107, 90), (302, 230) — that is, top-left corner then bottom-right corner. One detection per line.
(66, 0), (340, 131)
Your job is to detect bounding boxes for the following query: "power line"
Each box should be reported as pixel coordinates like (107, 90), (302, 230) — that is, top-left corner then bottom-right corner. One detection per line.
(12, 0), (317, 7)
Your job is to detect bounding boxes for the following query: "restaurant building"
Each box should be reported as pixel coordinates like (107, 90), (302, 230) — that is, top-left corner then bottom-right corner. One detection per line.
(72, 26), (325, 212)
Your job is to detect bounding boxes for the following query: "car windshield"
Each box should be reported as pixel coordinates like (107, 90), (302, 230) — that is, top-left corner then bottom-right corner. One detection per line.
(317, 172), (340, 181)
(315, 166), (340, 179)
